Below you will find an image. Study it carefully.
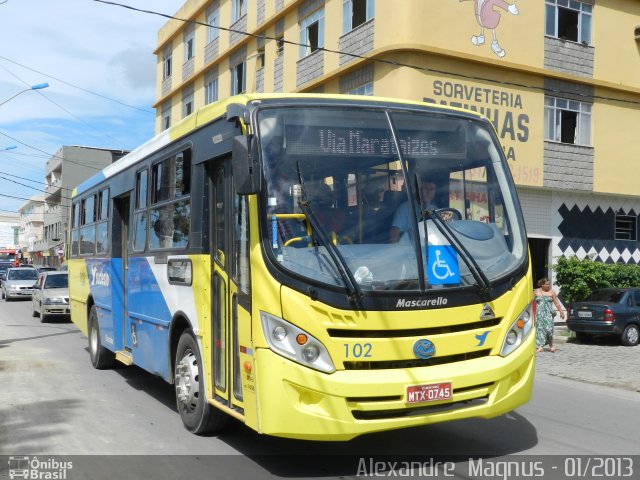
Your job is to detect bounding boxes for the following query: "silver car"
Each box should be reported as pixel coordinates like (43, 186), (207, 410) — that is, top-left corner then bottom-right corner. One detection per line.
(31, 271), (70, 322)
(1, 267), (39, 301)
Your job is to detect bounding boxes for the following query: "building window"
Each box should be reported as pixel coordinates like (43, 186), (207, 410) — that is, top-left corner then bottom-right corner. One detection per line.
(544, 96), (591, 145)
(205, 76), (218, 105)
(207, 4), (220, 43)
(232, 0), (246, 23)
(256, 37), (266, 69)
(182, 89), (194, 118)
(162, 103), (171, 131)
(347, 82), (373, 96)
(231, 61), (246, 95)
(615, 213), (637, 241)
(342, 0), (374, 33)
(184, 26), (195, 61)
(545, 0), (592, 45)
(299, 8), (325, 58)
(162, 47), (172, 80)
(276, 36), (285, 57)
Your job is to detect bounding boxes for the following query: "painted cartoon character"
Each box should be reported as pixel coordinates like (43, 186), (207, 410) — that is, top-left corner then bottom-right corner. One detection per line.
(466, 0), (519, 58)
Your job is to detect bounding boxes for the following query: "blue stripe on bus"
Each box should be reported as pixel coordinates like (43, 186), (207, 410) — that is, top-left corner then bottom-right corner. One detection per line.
(87, 257), (173, 381)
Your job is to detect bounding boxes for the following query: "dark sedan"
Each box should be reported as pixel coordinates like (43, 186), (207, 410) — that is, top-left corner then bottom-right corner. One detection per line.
(568, 288), (640, 346)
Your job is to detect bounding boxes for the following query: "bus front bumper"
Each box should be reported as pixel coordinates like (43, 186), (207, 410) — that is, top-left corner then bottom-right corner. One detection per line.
(253, 334), (535, 441)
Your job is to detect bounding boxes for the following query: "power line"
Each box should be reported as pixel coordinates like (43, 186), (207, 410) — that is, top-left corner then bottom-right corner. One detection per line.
(0, 130), (103, 171)
(0, 175), (72, 201)
(0, 55), (153, 113)
(92, 0), (640, 108)
(0, 63), (133, 149)
(0, 170), (72, 191)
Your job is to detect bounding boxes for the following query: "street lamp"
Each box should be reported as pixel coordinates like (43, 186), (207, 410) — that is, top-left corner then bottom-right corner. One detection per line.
(0, 82), (49, 108)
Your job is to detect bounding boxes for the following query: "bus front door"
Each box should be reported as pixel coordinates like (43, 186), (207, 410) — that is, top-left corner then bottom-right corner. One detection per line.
(209, 161), (249, 416)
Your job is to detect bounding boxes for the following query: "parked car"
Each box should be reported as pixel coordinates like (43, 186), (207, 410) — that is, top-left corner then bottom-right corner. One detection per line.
(1, 267), (39, 301)
(31, 271), (70, 322)
(0, 261), (11, 283)
(567, 288), (640, 346)
(36, 266), (58, 274)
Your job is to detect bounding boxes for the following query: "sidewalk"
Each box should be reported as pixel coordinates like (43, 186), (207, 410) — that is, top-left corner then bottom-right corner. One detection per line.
(536, 322), (640, 393)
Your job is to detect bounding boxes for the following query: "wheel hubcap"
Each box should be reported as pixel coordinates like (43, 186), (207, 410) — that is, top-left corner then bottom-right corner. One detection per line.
(627, 327), (639, 344)
(175, 351), (200, 412)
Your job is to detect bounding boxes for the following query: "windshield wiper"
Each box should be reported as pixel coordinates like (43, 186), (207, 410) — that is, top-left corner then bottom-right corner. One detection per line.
(296, 198), (362, 301)
(293, 162), (361, 301)
(424, 209), (492, 299)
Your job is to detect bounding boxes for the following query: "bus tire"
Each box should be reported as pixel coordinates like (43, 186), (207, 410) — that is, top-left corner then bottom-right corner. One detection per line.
(174, 329), (227, 435)
(88, 306), (115, 369)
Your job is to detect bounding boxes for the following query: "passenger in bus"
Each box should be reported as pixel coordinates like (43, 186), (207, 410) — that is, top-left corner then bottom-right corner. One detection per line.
(305, 181), (347, 236)
(390, 176), (438, 243)
(264, 136), (300, 242)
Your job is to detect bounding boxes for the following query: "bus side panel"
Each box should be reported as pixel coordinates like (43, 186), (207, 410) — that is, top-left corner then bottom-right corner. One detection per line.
(126, 257), (175, 381)
(68, 258), (91, 336)
(107, 257), (125, 351)
(86, 258), (118, 353)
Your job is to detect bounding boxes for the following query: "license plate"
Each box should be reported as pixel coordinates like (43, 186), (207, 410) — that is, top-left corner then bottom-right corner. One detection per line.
(577, 311), (593, 318)
(406, 382), (452, 404)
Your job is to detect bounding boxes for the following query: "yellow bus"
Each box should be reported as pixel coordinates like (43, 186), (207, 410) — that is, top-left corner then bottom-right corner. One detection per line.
(69, 94), (534, 440)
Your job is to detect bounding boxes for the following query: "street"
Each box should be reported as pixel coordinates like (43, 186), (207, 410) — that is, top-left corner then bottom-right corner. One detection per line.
(1, 298), (639, 479)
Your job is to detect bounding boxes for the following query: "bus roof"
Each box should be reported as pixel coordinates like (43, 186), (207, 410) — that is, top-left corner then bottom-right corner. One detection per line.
(72, 93), (485, 198)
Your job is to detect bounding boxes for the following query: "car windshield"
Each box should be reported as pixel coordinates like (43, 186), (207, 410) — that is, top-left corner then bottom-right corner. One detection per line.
(8, 269), (39, 280)
(587, 290), (625, 303)
(44, 274), (68, 289)
(257, 105), (527, 292)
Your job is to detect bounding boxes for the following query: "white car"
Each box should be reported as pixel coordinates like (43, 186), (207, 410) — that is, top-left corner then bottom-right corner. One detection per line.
(1, 267), (39, 301)
(31, 271), (70, 322)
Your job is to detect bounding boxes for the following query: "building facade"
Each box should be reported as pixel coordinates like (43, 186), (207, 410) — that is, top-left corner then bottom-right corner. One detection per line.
(154, 0), (640, 283)
(32, 146), (128, 266)
(18, 195), (44, 264)
(0, 212), (20, 250)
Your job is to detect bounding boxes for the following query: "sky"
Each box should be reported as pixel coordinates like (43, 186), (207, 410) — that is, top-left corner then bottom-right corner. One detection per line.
(0, 0), (185, 246)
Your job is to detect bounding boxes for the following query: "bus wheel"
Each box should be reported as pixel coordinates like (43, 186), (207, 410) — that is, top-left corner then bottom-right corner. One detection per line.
(88, 306), (115, 369)
(174, 329), (227, 435)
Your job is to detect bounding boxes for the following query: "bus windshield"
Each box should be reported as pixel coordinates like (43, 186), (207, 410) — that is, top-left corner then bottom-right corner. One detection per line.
(257, 106), (526, 292)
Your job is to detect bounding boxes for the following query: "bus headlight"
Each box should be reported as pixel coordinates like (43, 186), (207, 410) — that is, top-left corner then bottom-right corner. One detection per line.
(500, 303), (533, 357)
(260, 311), (335, 373)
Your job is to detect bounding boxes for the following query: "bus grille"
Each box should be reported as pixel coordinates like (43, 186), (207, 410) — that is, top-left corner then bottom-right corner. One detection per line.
(351, 397), (489, 420)
(327, 318), (501, 338)
(343, 349), (491, 370)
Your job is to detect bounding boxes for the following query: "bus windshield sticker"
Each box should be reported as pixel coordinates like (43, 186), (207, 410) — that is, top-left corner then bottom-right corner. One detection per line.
(426, 245), (460, 285)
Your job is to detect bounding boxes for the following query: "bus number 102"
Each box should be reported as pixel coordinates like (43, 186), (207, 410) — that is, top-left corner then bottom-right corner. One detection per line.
(343, 343), (372, 358)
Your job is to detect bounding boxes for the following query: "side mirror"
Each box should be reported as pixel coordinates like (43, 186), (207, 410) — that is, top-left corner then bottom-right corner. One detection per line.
(232, 134), (261, 195)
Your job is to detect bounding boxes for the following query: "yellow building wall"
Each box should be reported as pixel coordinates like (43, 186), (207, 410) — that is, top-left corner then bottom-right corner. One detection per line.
(373, 52), (544, 188)
(592, 89), (640, 195)
(153, 0), (640, 192)
(593, 0), (640, 86)
(375, 0), (545, 66)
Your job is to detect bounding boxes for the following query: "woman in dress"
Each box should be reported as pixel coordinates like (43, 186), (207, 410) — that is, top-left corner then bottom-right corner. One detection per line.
(534, 278), (565, 352)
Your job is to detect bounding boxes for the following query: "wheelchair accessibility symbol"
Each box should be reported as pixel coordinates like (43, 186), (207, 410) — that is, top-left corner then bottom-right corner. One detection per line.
(426, 245), (460, 285)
